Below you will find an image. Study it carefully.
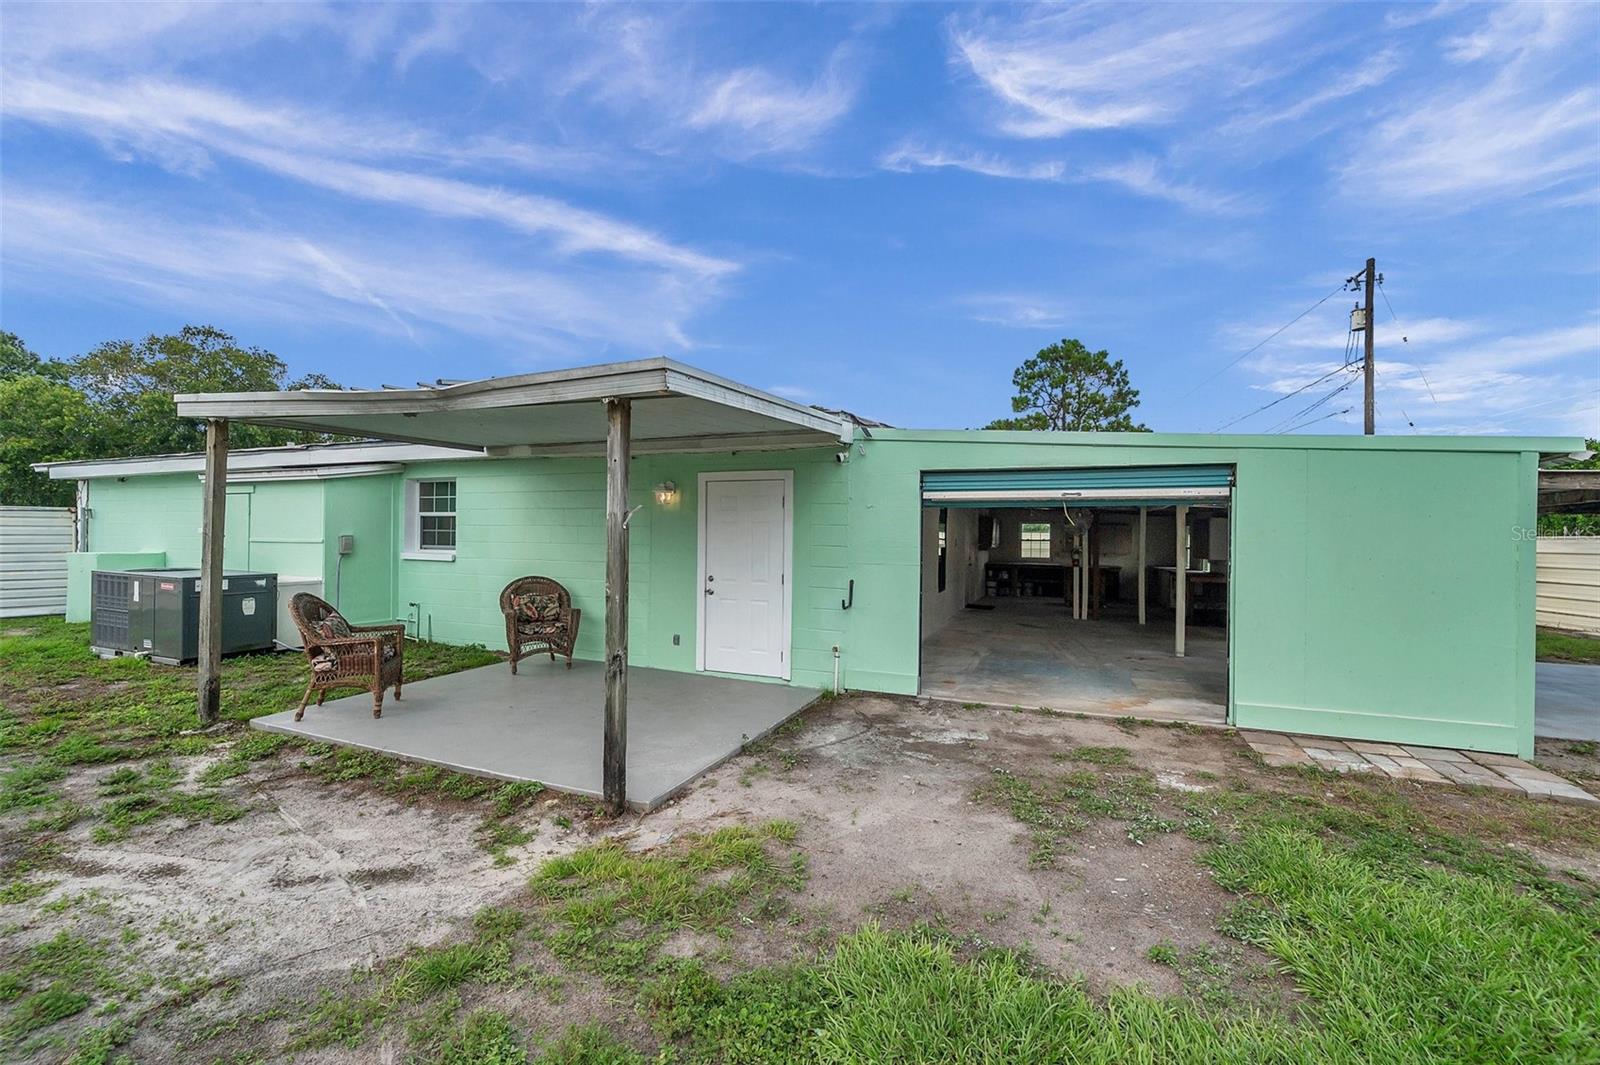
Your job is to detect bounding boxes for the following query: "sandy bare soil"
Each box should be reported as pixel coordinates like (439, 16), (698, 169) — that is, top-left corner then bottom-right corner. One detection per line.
(7, 693), (1597, 1061)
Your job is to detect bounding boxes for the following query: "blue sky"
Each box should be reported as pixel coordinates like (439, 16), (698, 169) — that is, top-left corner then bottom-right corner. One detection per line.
(2, 1), (1597, 438)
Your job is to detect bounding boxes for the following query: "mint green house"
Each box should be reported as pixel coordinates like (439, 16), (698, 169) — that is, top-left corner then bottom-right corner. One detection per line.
(37, 359), (1580, 765)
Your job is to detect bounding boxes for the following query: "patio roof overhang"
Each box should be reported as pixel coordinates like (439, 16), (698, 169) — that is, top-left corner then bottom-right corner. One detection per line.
(176, 358), (852, 814)
(174, 357), (854, 454)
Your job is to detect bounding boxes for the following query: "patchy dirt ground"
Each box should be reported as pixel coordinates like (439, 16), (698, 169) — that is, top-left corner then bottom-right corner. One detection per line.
(7, 692), (1599, 1062)
(652, 699), (1258, 996)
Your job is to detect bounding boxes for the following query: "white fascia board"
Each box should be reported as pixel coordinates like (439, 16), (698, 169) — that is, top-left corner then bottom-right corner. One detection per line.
(172, 358), (851, 445)
(202, 463), (406, 484)
(33, 442), (481, 479)
(661, 365), (849, 441)
(922, 487), (1233, 503)
(486, 430), (840, 459)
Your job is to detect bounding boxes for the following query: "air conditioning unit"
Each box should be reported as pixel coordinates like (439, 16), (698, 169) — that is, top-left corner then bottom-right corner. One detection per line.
(90, 569), (278, 664)
(90, 570), (139, 654)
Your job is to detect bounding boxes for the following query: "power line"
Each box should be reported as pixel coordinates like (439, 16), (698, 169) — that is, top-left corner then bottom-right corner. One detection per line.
(1212, 359), (1361, 432)
(1180, 282), (1345, 401)
(1265, 372), (1360, 433)
(1278, 406), (1354, 434)
(1483, 388), (1600, 422)
(1376, 278), (1439, 405)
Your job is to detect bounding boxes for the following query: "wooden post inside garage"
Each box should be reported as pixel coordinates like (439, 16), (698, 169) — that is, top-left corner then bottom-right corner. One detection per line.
(197, 418), (229, 725)
(1136, 506), (1147, 626)
(603, 397), (631, 814)
(1174, 504), (1188, 658)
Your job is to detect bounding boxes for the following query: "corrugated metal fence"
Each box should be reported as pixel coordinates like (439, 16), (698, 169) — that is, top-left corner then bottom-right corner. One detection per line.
(0, 506), (75, 618)
(1537, 536), (1600, 635)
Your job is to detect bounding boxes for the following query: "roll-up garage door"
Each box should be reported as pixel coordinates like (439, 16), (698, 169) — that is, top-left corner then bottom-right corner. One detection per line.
(921, 465), (1233, 507)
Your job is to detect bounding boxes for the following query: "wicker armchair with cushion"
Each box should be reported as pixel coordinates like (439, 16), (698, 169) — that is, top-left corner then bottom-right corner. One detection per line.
(500, 576), (580, 674)
(288, 592), (405, 720)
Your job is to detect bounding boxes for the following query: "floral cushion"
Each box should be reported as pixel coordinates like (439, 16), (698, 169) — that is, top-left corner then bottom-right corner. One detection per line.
(513, 592), (562, 624)
(309, 639), (396, 673)
(511, 592), (567, 641)
(317, 613), (353, 640)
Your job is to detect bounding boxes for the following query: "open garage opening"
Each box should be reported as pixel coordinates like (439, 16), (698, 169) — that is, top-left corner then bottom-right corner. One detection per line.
(916, 466), (1232, 726)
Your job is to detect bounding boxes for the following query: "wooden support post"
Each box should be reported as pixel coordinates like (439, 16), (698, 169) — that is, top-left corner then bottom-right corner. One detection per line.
(1089, 519), (1101, 619)
(1072, 530), (1082, 620)
(603, 398), (631, 815)
(1137, 507), (1147, 626)
(1174, 504), (1188, 658)
(197, 418), (228, 725)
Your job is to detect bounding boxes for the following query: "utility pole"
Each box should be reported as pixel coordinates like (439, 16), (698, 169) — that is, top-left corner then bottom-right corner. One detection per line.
(1362, 257), (1376, 435)
(1346, 258), (1379, 435)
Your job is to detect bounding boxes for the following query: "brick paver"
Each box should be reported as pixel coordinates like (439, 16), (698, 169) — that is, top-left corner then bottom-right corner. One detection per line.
(1238, 732), (1596, 804)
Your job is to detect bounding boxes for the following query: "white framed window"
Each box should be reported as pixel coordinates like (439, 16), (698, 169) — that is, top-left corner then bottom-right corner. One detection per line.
(405, 478), (456, 559)
(1019, 522), (1051, 559)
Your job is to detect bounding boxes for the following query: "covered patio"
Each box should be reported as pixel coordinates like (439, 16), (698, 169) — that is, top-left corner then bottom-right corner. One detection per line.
(253, 657), (820, 810)
(176, 358), (854, 812)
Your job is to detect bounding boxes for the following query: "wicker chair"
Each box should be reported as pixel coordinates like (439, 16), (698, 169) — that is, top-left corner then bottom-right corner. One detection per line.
(288, 592), (405, 720)
(500, 576), (580, 674)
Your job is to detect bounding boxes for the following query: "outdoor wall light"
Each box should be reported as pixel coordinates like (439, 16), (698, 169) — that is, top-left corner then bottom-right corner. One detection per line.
(654, 481), (678, 506)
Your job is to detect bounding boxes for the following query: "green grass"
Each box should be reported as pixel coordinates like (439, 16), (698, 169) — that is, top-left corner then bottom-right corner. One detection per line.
(0, 618), (516, 1055)
(435, 1009), (531, 1065)
(530, 821), (806, 984)
(535, 1023), (645, 1064)
(0, 927), (163, 1051)
(1537, 626), (1600, 664)
(0, 617), (504, 845)
(635, 816), (1600, 1064)
(0, 617), (499, 765)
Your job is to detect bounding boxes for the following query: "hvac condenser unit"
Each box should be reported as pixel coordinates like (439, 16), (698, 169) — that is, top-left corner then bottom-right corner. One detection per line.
(90, 569), (277, 664)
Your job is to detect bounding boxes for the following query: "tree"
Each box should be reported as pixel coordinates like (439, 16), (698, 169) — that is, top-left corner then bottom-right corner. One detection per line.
(0, 375), (104, 505)
(69, 325), (339, 455)
(0, 326), (343, 504)
(986, 338), (1147, 432)
(0, 331), (69, 382)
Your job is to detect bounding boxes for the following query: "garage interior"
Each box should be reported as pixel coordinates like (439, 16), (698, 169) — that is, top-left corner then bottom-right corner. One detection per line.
(918, 467), (1232, 724)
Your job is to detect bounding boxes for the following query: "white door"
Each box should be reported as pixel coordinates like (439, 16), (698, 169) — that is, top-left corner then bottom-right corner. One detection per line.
(700, 475), (790, 678)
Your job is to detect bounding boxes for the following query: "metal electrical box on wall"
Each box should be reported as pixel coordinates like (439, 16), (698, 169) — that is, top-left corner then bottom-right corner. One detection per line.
(90, 569), (277, 664)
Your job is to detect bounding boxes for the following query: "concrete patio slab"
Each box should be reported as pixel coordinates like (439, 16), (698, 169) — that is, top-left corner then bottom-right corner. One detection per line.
(1536, 662), (1599, 742)
(252, 658), (821, 810)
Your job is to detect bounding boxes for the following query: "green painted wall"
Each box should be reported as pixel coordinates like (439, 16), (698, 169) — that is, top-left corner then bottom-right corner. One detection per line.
(64, 551), (166, 621)
(843, 431), (1555, 756)
(394, 449), (849, 689)
(69, 427), (1570, 757)
(73, 474), (393, 624)
(324, 474), (398, 624)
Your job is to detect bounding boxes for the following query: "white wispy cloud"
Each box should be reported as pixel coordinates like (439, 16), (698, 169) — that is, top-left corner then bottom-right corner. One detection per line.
(1224, 48), (1402, 135)
(879, 142), (1243, 214)
(879, 143), (1065, 181)
(3, 74), (736, 278)
(1224, 304), (1598, 436)
(957, 293), (1074, 330)
(0, 190), (711, 356)
(687, 54), (858, 157)
(1079, 156), (1248, 215)
(947, 5), (1304, 138)
(1353, 3), (1600, 207)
